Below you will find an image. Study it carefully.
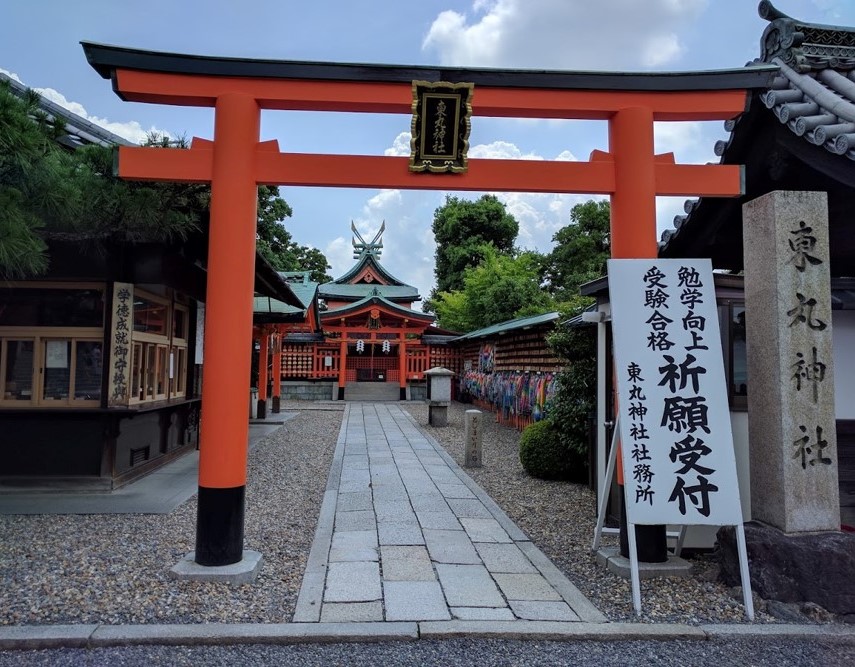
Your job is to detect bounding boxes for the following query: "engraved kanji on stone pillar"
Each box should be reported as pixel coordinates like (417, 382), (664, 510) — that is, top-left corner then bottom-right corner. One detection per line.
(743, 191), (839, 533)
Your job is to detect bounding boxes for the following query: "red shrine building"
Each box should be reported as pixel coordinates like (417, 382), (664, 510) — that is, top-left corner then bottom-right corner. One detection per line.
(262, 223), (459, 405)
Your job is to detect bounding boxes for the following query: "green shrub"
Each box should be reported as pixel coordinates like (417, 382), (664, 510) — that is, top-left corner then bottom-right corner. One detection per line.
(520, 419), (589, 481)
(520, 420), (566, 480)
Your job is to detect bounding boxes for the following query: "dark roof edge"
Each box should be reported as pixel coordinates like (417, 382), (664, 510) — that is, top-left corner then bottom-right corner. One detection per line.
(1, 72), (133, 147)
(254, 254), (303, 309)
(81, 42), (778, 92)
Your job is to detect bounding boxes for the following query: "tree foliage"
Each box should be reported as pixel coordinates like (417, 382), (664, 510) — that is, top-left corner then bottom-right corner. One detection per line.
(432, 246), (553, 331)
(0, 84), (205, 278)
(0, 83), (331, 283)
(540, 199), (610, 301)
(430, 194), (519, 298)
(255, 184), (332, 283)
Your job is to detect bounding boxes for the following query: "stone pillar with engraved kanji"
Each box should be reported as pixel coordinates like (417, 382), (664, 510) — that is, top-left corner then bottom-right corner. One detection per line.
(743, 191), (839, 532)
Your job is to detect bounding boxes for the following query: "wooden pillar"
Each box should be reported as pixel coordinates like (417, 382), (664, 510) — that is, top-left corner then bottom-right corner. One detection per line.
(196, 92), (259, 567)
(338, 338), (347, 400)
(272, 329), (282, 413)
(257, 328), (269, 419)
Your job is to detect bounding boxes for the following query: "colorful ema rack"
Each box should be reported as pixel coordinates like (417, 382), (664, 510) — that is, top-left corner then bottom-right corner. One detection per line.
(460, 370), (556, 430)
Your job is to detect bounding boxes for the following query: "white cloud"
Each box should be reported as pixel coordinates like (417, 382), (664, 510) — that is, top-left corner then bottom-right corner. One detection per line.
(384, 132), (412, 157)
(423, 0), (706, 70)
(0, 68), (23, 83)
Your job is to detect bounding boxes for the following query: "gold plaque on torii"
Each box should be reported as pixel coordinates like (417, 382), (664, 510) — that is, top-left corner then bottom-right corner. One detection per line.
(409, 80), (474, 173)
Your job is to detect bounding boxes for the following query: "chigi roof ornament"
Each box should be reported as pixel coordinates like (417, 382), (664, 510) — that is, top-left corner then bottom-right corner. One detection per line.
(351, 221), (385, 259)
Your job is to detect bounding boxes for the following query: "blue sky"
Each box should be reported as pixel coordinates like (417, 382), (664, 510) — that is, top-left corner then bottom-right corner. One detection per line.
(3, 1), (854, 304)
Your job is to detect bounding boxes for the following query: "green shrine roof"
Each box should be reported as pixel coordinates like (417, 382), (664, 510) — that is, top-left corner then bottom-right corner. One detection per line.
(453, 311), (560, 341)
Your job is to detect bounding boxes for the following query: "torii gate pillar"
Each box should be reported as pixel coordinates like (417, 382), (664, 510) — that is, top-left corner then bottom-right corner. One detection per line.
(195, 94), (259, 566)
(82, 41), (773, 571)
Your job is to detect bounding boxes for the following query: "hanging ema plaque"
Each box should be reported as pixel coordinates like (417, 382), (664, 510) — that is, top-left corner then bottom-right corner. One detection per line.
(409, 80), (473, 173)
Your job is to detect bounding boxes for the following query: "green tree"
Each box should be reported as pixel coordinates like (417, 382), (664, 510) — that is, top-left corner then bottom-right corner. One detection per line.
(432, 246), (553, 331)
(255, 185), (332, 283)
(0, 85), (79, 277)
(430, 194), (519, 299)
(540, 199), (610, 301)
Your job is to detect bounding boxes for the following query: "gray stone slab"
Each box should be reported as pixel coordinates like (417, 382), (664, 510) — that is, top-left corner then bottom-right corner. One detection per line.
(509, 600), (580, 621)
(320, 602), (383, 623)
(335, 510), (376, 531)
(342, 455), (369, 470)
(416, 510), (462, 531)
(450, 607), (515, 621)
(330, 529), (378, 550)
(436, 483), (475, 499)
(460, 517), (512, 543)
(447, 498), (492, 519)
(371, 485), (410, 502)
(384, 581), (451, 621)
(374, 500), (417, 523)
(381, 546), (436, 581)
(516, 541), (608, 623)
(378, 521), (425, 546)
(474, 543), (537, 573)
(410, 495), (451, 512)
(436, 563), (506, 607)
(336, 491), (373, 512)
(328, 545), (378, 562)
(324, 561), (381, 602)
(423, 529), (480, 564)
(169, 550), (263, 585)
(493, 573), (562, 601)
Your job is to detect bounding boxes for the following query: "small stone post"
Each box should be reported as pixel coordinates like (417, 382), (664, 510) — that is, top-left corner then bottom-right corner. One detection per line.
(464, 409), (483, 468)
(743, 191), (839, 532)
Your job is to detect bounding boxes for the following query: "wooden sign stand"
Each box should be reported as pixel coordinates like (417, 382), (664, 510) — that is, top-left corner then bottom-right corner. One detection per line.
(592, 416), (755, 619)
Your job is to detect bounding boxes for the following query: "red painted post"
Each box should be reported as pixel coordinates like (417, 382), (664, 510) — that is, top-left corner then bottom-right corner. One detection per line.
(195, 92), (259, 566)
(257, 329), (269, 419)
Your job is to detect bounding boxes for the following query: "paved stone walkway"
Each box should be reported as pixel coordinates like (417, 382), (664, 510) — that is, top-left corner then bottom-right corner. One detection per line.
(294, 403), (605, 624)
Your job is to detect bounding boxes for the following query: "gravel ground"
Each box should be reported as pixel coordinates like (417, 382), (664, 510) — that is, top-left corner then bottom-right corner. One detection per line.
(0, 399), (848, 627)
(404, 401), (844, 626)
(0, 405), (340, 626)
(0, 638), (851, 667)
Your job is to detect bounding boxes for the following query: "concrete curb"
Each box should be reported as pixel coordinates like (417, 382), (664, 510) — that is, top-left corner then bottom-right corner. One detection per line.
(1, 621), (853, 650)
(292, 405), (350, 622)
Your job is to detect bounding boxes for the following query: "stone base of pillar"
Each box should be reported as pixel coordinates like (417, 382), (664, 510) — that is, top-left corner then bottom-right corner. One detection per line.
(170, 550), (263, 585)
(256, 399), (267, 419)
(718, 522), (855, 615)
(428, 403), (448, 427)
(272, 396), (280, 413)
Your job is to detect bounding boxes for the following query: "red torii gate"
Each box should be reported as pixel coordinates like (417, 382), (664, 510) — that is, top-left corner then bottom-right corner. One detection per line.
(83, 42), (776, 567)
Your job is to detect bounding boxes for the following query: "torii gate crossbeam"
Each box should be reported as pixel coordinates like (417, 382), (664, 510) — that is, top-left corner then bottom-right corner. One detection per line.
(83, 42), (777, 568)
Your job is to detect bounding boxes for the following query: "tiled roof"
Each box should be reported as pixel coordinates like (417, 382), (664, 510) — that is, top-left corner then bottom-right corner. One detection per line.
(321, 293), (434, 322)
(278, 271), (319, 309)
(326, 253), (416, 292)
(452, 311), (559, 342)
(660, 1), (855, 254)
(1, 72), (133, 149)
(319, 283), (419, 300)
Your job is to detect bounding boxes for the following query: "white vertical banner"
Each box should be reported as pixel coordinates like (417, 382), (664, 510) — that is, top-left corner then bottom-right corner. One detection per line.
(608, 259), (743, 526)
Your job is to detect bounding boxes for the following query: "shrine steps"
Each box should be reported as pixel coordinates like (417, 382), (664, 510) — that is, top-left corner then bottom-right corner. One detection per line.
(344, 382), (401, 402)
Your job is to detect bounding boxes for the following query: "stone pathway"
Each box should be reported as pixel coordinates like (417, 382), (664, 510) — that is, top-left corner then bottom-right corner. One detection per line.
(294, 403), (606, 624)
